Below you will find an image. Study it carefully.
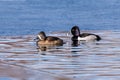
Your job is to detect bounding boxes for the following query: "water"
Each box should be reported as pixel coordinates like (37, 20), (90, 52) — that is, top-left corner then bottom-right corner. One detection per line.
(0, 0), (120, 80)
(0, 0), (120, 35)
(0, 30), (120, 80)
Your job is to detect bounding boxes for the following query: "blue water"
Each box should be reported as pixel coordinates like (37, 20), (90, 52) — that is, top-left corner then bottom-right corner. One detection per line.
(0, 1), (120, 80)
(0, 0), (120, 35)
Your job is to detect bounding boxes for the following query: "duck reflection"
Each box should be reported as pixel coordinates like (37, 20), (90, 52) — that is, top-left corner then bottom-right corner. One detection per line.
(37, 44), (62, 51)
(71, 40), (80, 47)
(71, 39), (90, 47)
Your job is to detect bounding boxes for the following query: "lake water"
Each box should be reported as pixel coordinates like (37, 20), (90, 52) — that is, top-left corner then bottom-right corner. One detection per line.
(0, 30), (120, 80)
(0, 0), (120, 80)
(0, 0), (120, 35)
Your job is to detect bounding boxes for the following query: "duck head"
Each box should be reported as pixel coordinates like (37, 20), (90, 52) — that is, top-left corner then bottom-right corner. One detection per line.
(34, 31), (46, 41)
(37, 31), (46, 40)
(71, 26), (80, 36)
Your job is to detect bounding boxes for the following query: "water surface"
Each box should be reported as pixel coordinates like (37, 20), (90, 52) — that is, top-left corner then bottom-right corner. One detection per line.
(0, 30), (120, 80)
(0, 0), (120, 80)
(0, 0), (120, 35)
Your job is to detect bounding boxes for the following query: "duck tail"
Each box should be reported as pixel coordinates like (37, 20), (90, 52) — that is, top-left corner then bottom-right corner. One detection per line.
(96, 35), (101, 41)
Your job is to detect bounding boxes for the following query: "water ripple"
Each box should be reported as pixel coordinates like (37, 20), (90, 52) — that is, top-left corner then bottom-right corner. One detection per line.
(0, 30), (120, 80)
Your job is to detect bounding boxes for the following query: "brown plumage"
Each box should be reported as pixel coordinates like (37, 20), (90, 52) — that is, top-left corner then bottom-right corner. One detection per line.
(36, 31), (63, 46)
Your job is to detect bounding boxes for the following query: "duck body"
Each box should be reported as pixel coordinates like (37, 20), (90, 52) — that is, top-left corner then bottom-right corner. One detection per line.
(71, 26), (101, 41)
(78, 33), (101, 41)
(36, 31), (63, 46)
(37, 36), (63, 45)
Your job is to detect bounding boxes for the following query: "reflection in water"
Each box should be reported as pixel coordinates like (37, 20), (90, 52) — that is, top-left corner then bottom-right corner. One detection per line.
(0, 31), (120, 80)
(71, 40), (79, 47)
(71, 39), (94, 47)
(37, 44), (63, 51)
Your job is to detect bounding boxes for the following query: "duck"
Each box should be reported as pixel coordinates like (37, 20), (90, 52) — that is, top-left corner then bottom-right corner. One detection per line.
(36, 31), (64, 46)
(71, 26), (101, 41)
